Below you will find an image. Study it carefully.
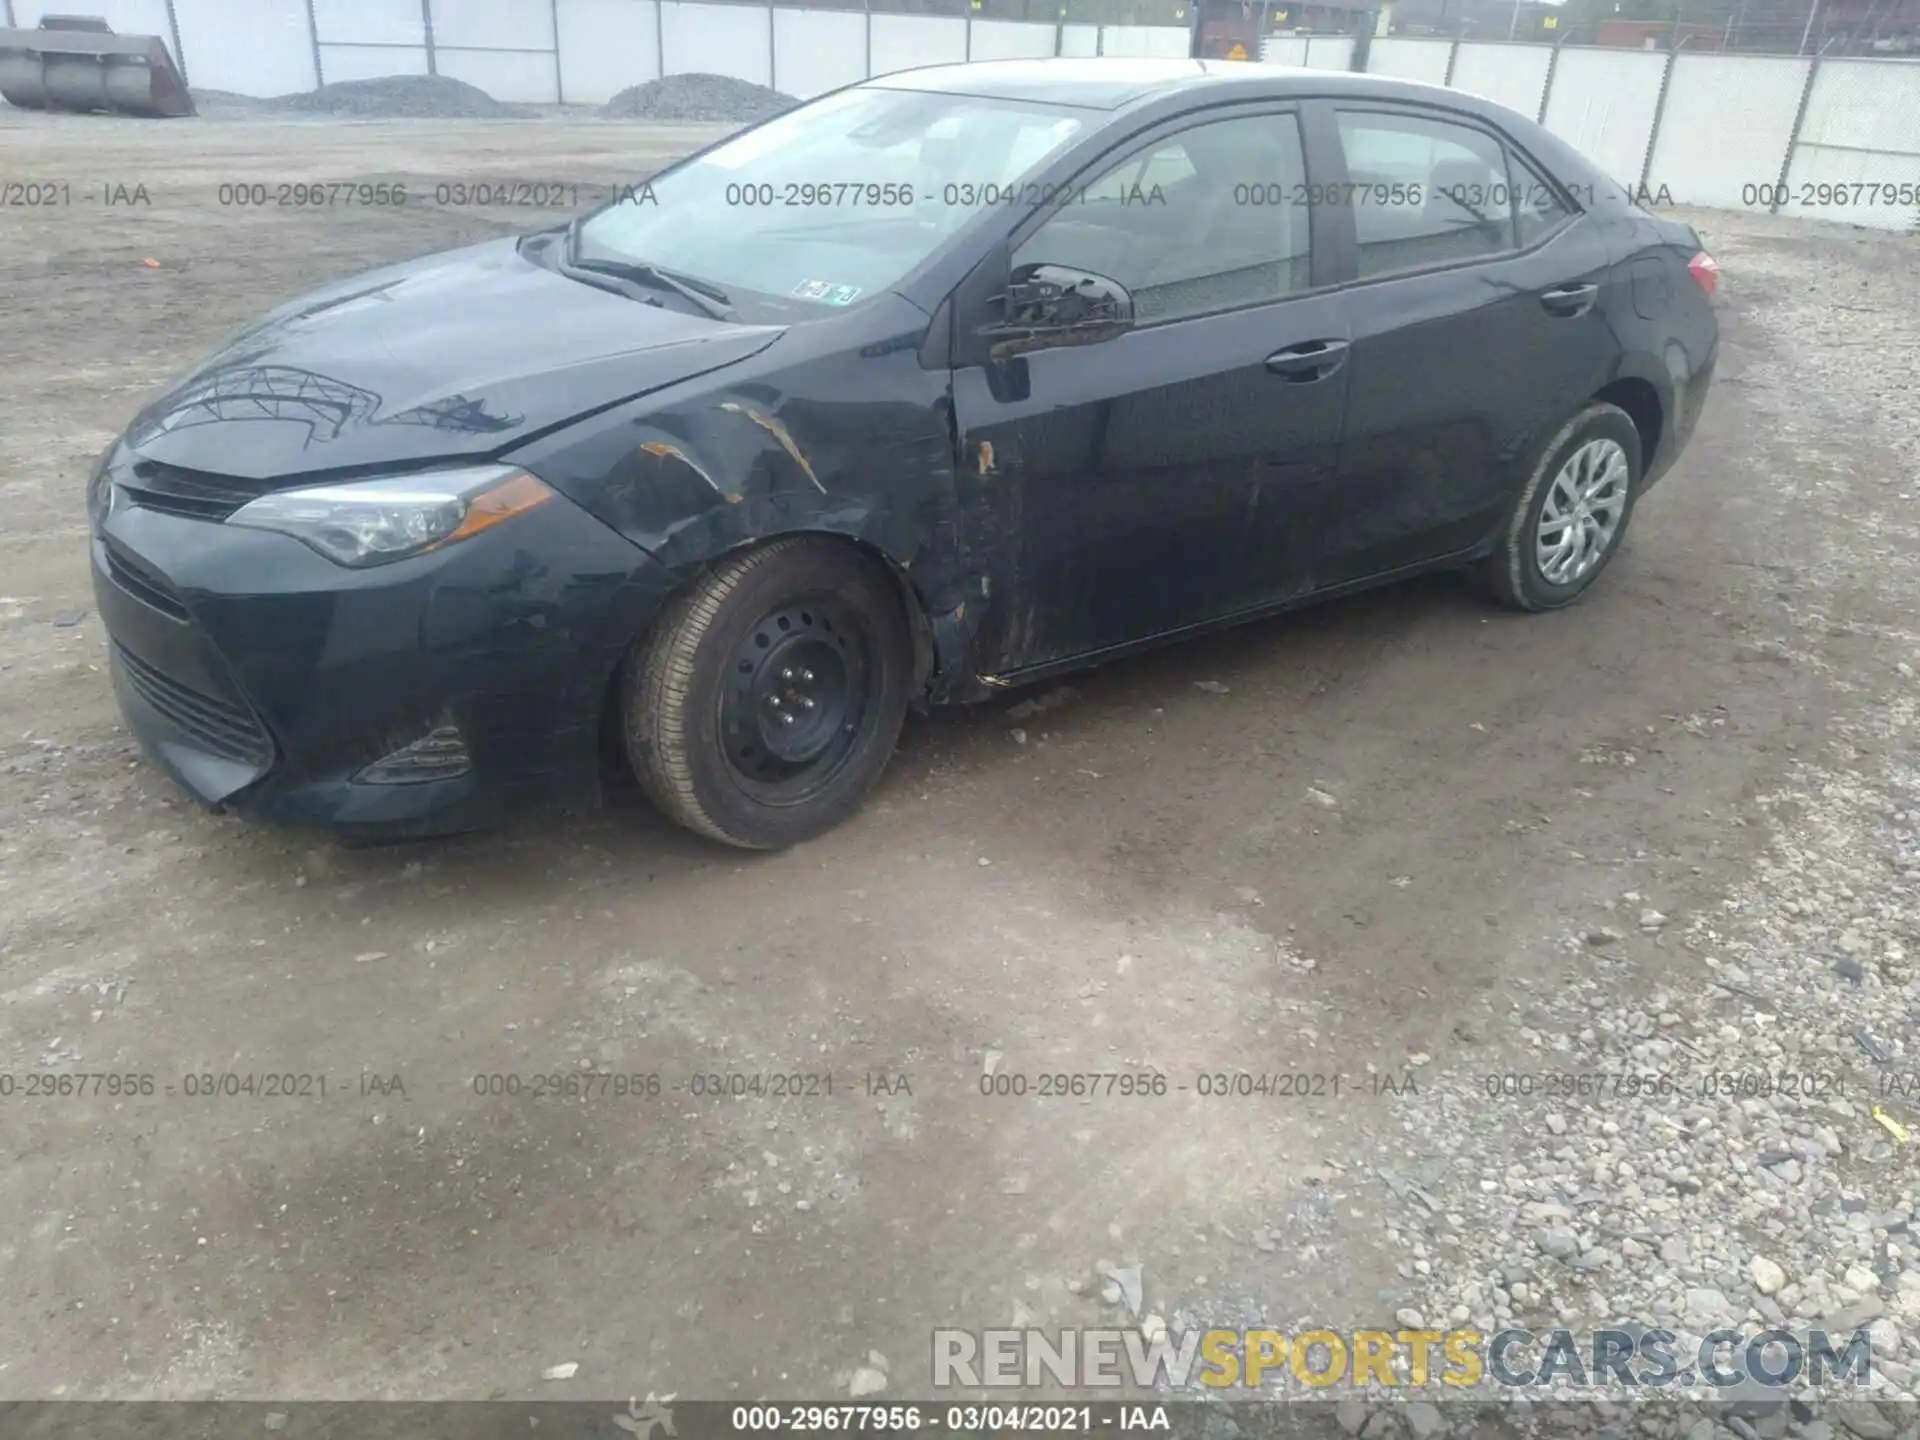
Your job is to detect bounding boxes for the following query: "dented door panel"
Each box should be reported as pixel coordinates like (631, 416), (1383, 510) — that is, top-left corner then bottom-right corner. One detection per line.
(950, 294), (1352, 678)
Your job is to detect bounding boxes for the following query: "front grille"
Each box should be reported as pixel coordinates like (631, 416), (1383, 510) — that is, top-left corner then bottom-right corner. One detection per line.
(102, 539), (189, 621)
(119, 461), (275, 522)
(115, 644), (272, 767)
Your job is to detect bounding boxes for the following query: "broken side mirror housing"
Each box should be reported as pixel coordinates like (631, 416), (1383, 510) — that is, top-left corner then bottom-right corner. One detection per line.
(975, 264), (1134, 359)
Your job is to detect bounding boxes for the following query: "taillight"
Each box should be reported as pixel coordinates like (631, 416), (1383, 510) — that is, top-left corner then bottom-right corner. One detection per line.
(1688, 250), (1719, 298)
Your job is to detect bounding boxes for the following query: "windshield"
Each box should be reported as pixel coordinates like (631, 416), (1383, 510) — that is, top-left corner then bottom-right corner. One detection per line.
(575, 86), (1089, 312)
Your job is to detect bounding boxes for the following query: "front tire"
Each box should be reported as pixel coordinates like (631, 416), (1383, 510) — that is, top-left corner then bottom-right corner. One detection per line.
(1478, 401), (1643, 611)
(624, 538), (912, 849)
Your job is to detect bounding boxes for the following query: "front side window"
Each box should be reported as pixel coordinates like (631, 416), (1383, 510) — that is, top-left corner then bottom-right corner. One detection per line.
(1336, 110), (1516, 279)
(576, 86), (1088, 314)
(1012, 113), (1312, 326)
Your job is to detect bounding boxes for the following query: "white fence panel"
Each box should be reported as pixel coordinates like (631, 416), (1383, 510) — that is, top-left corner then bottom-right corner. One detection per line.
(661, 1), (770, 85)
(1645, 53), (1808, 211)
(439, 48), (557, 101)
(1060, 23), (1099, 55)
(1780, 59), (1920, 231)
(172, 0), (316, 94)
(1303, 35), (1351, 70)
(774, 8), (865, 96)
(969, 19), (1057, 59)
(318, 42), (431, 80)
(1367, 36), (1450, 84)
(554, 0), (659, 103)
(1449, 41), (1550, 119)
(1540, 46), (1666, 189)
(312, 0), (424, 44)
(870, 13), (967, 74)
(1260, 36), (1307, 64)
(1100, 24), (1187, 57)
(430, 0), (554, 48)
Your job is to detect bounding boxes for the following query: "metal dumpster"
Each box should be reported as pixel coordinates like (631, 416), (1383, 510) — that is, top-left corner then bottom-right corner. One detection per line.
(0, 14), (195, 117)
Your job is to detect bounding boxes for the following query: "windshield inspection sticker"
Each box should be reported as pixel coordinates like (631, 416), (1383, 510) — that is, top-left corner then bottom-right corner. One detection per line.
(791, 279), (862, 305)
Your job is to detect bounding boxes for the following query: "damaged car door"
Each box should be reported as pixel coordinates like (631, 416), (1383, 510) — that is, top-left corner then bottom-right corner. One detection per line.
(948, 106), (1353, 678)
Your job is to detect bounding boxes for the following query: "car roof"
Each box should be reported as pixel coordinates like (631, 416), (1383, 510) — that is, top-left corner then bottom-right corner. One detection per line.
(865, 57), (1470, 113)
(861, 57), (1620, 200)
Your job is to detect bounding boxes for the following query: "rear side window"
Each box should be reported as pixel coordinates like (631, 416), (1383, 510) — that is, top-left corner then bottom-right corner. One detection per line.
(1335, 110), (1516, 279)
(1013, 112), (1311, 326)
(1509, 153), (1576, 248)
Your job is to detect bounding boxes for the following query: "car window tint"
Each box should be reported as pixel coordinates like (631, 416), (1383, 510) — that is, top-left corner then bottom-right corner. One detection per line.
(1012, 113), (1310, 326)
(1336, 110), (1517, 280)
(1509, 150), (1575, 248)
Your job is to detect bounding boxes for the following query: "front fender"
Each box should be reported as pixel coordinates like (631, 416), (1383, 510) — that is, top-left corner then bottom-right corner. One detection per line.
(505, 301), (978, 696)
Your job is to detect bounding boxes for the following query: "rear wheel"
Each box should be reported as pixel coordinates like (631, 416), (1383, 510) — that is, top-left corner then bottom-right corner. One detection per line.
(623, 538), (912, 849)
(1477, 401), (1643, 611)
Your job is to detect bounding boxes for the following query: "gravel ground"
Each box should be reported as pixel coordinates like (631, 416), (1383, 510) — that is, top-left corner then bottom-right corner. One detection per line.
(604, 72), (799, 121)
(1156, 225), (1920, 1438)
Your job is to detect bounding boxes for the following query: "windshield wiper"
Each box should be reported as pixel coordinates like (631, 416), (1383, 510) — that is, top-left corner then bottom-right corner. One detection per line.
(559, 220), (735, 320)
(572, 257), (737, 321)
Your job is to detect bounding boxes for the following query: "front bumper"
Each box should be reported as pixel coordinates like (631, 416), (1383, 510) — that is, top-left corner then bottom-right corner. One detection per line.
(91, 465), (676, 839)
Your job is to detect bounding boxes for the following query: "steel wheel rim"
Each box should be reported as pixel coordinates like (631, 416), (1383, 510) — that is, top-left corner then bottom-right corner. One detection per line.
(1535, 438), (1629, 587)
(719, 594), (873, 806)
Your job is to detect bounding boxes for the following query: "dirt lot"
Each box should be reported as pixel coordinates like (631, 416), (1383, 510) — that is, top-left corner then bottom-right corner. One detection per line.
(2, 114), (1918, 1417)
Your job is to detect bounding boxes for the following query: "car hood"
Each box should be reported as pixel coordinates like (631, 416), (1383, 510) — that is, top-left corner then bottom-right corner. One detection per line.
(122, 237), (785, 483)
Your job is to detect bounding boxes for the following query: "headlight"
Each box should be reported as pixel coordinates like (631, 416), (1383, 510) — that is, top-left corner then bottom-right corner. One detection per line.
(226, 465), (553, 568)
(86, 443), (118, 532)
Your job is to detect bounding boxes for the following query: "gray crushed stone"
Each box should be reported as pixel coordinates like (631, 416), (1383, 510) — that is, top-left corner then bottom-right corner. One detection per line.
(186, 88), (271, 117)
(275, 75), (526, 118)
(602, 73), (797, 123)
(190, 76), (527, 120)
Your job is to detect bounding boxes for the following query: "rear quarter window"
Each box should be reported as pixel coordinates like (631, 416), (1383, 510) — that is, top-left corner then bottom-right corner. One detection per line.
(1508, 151), (1576, 248)
(1335, 109), (1517, 280)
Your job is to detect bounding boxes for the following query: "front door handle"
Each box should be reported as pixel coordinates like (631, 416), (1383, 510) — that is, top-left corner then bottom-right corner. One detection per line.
(1540, 283), (1599, 318)
(1265, 338), (1350, 382)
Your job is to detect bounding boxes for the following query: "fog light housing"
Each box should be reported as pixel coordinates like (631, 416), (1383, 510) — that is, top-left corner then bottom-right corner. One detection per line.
(356, 724), (472, 784)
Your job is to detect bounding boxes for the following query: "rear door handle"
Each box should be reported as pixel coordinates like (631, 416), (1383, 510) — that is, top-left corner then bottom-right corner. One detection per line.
(1265, 338), (1350, 382)
(1540, 283), (1599, 318)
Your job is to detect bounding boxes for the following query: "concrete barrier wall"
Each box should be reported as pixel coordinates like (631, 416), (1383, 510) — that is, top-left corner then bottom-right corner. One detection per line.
(1646, 53), (1811, 209)
(169, 0), (318, 93)
(553, 0), (660, 101)
(1539, 45), (1668, 190)
(1366, 35), (1451, 83)
(774, 6), (866, 97)
(1781, 58), (1920, 229)
(869, 13), (969, 74)
(1449, 40), (1549, 119)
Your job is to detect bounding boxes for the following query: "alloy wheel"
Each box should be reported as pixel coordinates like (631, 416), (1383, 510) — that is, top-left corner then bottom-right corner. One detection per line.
(1535, 437), (1629, 587)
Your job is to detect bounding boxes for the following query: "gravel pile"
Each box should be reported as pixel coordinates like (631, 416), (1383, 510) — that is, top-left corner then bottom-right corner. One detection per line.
(189, 76), (527, 120)
(603, 73), (796, 123)
(186, 87), (271, 116)
(273, 75), (526, 118)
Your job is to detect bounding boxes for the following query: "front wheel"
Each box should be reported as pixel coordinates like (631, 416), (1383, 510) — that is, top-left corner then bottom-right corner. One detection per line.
(623, 538), (912, 849)
(1477, 401), (1643, 611)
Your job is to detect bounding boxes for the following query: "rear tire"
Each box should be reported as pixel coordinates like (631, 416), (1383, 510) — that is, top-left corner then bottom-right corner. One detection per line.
(623, 537), (912, 849)
(1477, 401), (1642, 612)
